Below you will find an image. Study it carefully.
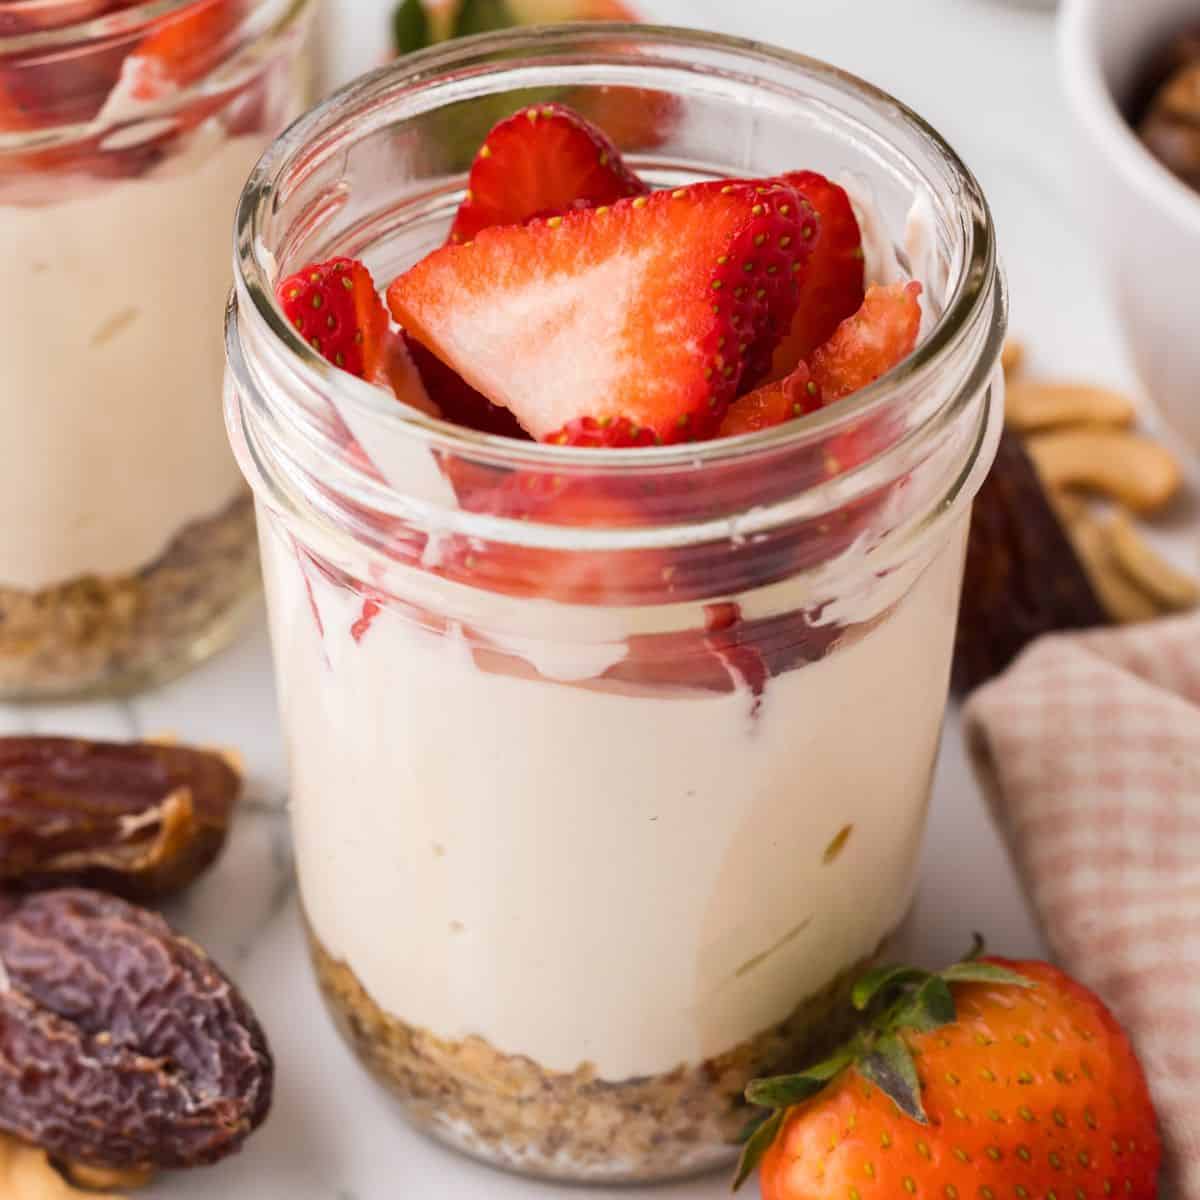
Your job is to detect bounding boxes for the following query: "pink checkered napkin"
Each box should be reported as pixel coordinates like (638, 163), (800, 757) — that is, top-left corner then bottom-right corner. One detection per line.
(964, 612), (1200, 1200)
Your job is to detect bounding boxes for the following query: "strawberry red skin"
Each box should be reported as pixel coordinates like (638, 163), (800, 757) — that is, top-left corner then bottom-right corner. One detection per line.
(767, 171), (865, 381)
(449, 102), (648, 244)
(759, 958), (1161, 1200)
(277, 258), (390, 381)
(389, 180), (815, 444)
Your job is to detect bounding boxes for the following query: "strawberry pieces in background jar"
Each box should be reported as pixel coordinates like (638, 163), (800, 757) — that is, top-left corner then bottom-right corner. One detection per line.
(0, 0), (314, 700)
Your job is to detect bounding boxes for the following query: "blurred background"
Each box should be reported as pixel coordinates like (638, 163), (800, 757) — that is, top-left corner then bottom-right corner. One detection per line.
(318, 0), (1126, 398)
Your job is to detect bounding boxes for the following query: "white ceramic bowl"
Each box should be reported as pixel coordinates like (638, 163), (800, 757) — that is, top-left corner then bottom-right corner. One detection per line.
(1059, 0), (1200, 448)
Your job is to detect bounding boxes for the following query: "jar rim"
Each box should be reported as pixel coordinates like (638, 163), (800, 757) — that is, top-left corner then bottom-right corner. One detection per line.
(232, 22), (1002, 477)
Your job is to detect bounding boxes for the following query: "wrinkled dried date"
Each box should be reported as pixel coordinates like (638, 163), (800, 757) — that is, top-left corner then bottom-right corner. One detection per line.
(0, 889), (272, 1170)
(0, 737), (240, 900)
(953, 431), (1107, 693)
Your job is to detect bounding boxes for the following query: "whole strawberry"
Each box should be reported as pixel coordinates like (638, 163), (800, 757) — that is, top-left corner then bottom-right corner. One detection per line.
(737, 947), (1161, 1200)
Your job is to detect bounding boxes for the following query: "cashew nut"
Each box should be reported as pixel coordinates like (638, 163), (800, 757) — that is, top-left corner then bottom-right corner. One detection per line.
(1067, 515), (1161, 624)
(1001, 339), (1025, 377)
(1005, 381), (1136, 434)
(1047, 487), (1088, 526)
(1026, 429), (1182, 514)
(65, 1162), (155, 1192)
(1103, 511), (1200, 611)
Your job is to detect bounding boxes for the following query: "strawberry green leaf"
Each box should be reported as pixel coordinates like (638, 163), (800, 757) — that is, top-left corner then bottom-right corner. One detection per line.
(392, 0), (431, 54)
(456, 0), (517, 36)
(732, 1108), (784, 1191)
(858, 1033), (928, 1124)
(891, 974), (956, 1033)
(743, 1074), (826, 1109)
(744, 1048), (854, 1109)
(851, 964), (929, 1011)
(940, 961), (1035, 988)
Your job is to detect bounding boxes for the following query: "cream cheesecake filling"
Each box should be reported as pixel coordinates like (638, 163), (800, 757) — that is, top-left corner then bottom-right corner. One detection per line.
(264, 514), (967, 1080)
(0, 123), (260, 591)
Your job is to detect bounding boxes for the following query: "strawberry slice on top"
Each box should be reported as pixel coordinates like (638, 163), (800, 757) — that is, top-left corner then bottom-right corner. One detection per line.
(448, 102), (648, 245)
(389, 180), (816, 444)
(276, 256), (435, 416)
(767, 170), (865, 381)
(277, 257), (393, 381)
(811, 279), (923, 401)
(718, 280), (923, 438)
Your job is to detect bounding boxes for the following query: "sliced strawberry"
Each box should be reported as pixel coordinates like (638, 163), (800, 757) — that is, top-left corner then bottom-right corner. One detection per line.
(131, 0), (244, 94)
(718, 362), (823, 437)
(277, 258), (436, 492)
(277, 258), (390, 381)
(545, 415), (659, 447)
(811, 280), (923, 402)
(405, 335), (529, 438)
(389, 180), (815, 443)
(448, 102), (648, 244)
(718, 284), (922, 453)
(136, 0), (243, 85)
(766, 171), (865, 381)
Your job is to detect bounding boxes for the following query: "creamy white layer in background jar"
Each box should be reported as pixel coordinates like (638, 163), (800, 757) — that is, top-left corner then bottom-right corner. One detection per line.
(227, 25), (1007, 1184)
(0, 0), (314, 699)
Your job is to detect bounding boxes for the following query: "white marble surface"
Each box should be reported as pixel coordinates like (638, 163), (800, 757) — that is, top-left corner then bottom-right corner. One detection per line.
(3, 1), (1185, 1196)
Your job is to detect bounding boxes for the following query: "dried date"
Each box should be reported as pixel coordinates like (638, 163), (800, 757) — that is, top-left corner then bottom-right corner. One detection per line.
(0, 737), (241, 900)
(953, 431), (1107, 693)
(0, 888), (272, 1170)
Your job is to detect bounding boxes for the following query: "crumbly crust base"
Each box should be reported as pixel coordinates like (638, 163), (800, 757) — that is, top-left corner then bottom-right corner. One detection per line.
(309, 927), (884, 1183)
(0, 494), (258, 700)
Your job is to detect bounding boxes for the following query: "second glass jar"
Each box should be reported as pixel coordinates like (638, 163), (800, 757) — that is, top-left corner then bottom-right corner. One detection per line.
(0, 0), (314, 699)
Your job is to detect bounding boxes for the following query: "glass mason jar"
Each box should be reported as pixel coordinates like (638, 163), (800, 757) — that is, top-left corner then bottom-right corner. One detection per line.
(226, 25), (1006, 1184)
(0, 0), (314, 700)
